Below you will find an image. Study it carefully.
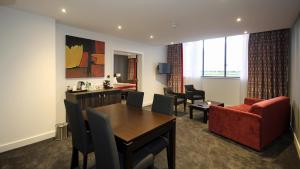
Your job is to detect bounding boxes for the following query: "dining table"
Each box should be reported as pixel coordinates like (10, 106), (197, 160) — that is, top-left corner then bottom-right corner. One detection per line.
(84, 103), (176, 169)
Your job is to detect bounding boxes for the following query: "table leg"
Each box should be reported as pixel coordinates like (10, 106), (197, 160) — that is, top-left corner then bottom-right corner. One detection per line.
(124, 146), (133, 169)
(70, 147), (79, 169)
(203, 110), (208, 123)
(189, 107), (193, 119)
(168, 121), (176, 169)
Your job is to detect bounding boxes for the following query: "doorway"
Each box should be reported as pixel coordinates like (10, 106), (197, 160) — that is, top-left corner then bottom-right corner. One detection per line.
(113, 50), (142, 99)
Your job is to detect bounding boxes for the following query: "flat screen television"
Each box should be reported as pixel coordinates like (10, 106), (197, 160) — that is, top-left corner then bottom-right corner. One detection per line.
(157, 63), (171, 74)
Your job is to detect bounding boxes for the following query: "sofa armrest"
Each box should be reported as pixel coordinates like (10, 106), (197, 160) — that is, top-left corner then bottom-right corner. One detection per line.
(244, 97), (264, 105)
(209, 105), (262, 150)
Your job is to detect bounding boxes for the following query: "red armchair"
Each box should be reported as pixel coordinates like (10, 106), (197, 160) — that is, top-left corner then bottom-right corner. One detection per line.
(208, 96), (290, 151)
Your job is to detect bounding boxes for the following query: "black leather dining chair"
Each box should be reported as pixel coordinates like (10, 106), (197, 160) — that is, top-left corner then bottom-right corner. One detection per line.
(126, 91), (144, 108)
(185, 84), (205, 104)
(164, 87), (187, 116)
(86, 108), (154, 169)
(145, 94), (174, 169)
(64, 100), (93, 169)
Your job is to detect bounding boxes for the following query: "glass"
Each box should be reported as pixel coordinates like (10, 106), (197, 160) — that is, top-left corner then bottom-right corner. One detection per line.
(203, 37), (225, 76)
(226, 35), (244, 77)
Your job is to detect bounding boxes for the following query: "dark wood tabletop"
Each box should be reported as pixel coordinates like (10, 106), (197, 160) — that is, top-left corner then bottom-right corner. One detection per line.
(92, 103), (176, 143)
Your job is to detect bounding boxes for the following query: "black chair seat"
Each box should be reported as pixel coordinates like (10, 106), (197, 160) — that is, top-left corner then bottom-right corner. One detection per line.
(193, 95), (203, 99)
(185, 85), (205, 104)
(64, 100), (94, 169)
(163, 87), (187, 116)
(176, 98), (185, 104)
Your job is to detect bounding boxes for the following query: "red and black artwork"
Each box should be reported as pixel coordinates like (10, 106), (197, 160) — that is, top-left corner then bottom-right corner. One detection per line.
(65, 35), (105, 78)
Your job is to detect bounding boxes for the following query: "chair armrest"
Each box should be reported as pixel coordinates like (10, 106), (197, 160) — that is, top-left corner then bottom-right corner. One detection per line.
(244, 97), (264, 105)
(194, 89), (205, 95)
(209, 105), (262, 150)
(174, 93), (186, 99)
(133, 154), (154, 169)
(185, 91), (194, 98)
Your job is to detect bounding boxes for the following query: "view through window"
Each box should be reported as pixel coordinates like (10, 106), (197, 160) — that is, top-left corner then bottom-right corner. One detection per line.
(183, 34), (248, 78)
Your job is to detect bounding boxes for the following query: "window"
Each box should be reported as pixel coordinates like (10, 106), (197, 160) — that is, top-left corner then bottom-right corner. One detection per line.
(183, 34), (248, 78)
(226, 35), (245, 77)
(203, 37), (225, 76)
(183, 41), (203, 78)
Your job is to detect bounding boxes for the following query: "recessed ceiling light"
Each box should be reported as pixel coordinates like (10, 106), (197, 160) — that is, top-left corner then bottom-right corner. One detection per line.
(171, 42), (174, 45)
(244, 30), (248, 34)
(150, 35), (154, 39)
(61, 8), (67, 13)
(117, 25), (122, 30)
(236, 17), (242, 22)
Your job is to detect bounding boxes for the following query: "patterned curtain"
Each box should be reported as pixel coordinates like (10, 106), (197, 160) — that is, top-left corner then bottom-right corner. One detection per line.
(247, 29), (290, 99)
(127, 58), (136, 81)
(167, 44), (183, 93)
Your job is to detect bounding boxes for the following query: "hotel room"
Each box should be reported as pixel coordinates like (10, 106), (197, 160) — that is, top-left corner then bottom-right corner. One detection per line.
(0, 0), (300, 169)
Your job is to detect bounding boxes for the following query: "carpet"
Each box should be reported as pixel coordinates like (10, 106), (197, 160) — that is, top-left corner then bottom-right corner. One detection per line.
(0, 104), (299, 169)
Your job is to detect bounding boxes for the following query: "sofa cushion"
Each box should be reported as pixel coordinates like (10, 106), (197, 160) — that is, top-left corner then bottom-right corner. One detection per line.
(227, 104), (251, 112)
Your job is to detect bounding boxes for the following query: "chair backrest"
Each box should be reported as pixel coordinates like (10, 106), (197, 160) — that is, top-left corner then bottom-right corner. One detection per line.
(163, 87), (173, 95)
(151, 94), (174, 115)
(126, 91), (144, 108)
(64, 99), (88, 151)
(185, 85), (194, 91)
(86, 108), (120, 169)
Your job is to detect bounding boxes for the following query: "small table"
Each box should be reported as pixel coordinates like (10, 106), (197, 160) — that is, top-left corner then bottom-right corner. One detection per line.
(189, 101), (224, 123)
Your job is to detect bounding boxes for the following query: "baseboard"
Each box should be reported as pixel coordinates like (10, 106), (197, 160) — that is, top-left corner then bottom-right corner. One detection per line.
(143, 101), (152, 107)
(0, 130), (55, 153)
(293, 132), (300, 159)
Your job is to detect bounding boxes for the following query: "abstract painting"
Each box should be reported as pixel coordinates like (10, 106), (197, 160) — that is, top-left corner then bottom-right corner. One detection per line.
(65, 35), (105, 78)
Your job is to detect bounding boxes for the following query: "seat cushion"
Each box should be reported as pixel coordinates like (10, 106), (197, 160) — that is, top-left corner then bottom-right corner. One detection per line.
(227, 104), (251, 112)
(192, 95), (203, 100)
(176, 98), (185, 104)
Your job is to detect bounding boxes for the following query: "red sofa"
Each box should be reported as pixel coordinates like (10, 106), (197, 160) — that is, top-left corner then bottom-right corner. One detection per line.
(208, 96), (290, 151)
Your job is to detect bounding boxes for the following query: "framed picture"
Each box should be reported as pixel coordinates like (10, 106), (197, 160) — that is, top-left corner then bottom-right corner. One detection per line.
(65, 35), (105, 78)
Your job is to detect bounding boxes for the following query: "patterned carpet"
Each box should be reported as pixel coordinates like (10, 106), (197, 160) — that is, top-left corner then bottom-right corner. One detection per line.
(0, 104), (299, 169)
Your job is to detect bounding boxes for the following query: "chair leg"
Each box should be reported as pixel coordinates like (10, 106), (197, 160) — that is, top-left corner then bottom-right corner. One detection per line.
(192, 99), (194, 104)
(184, 101), (186, 112)
(70, 147), (79, 169)
(82, 154), (88, 169)
(175, 105), (178, 116)
(166, 147), (171, 169)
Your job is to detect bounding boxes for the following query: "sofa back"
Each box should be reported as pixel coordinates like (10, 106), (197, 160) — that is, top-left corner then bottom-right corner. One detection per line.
(249, 96), (290, 116)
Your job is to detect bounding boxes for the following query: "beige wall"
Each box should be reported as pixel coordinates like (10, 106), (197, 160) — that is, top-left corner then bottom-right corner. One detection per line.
(290, 14), (300, 147)
(202, 78), (241, 106)
(0, 7), (56, 152)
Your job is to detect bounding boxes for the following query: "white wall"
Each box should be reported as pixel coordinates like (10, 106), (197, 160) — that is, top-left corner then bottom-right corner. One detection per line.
(0, 7), (56, 152)
(56, 24), (167, 123)
(290, 13), (300, 156)
(202, 78), (240, 106)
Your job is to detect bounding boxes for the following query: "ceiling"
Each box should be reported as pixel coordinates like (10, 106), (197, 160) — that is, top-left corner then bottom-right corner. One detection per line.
(3, 0), (300, 45)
